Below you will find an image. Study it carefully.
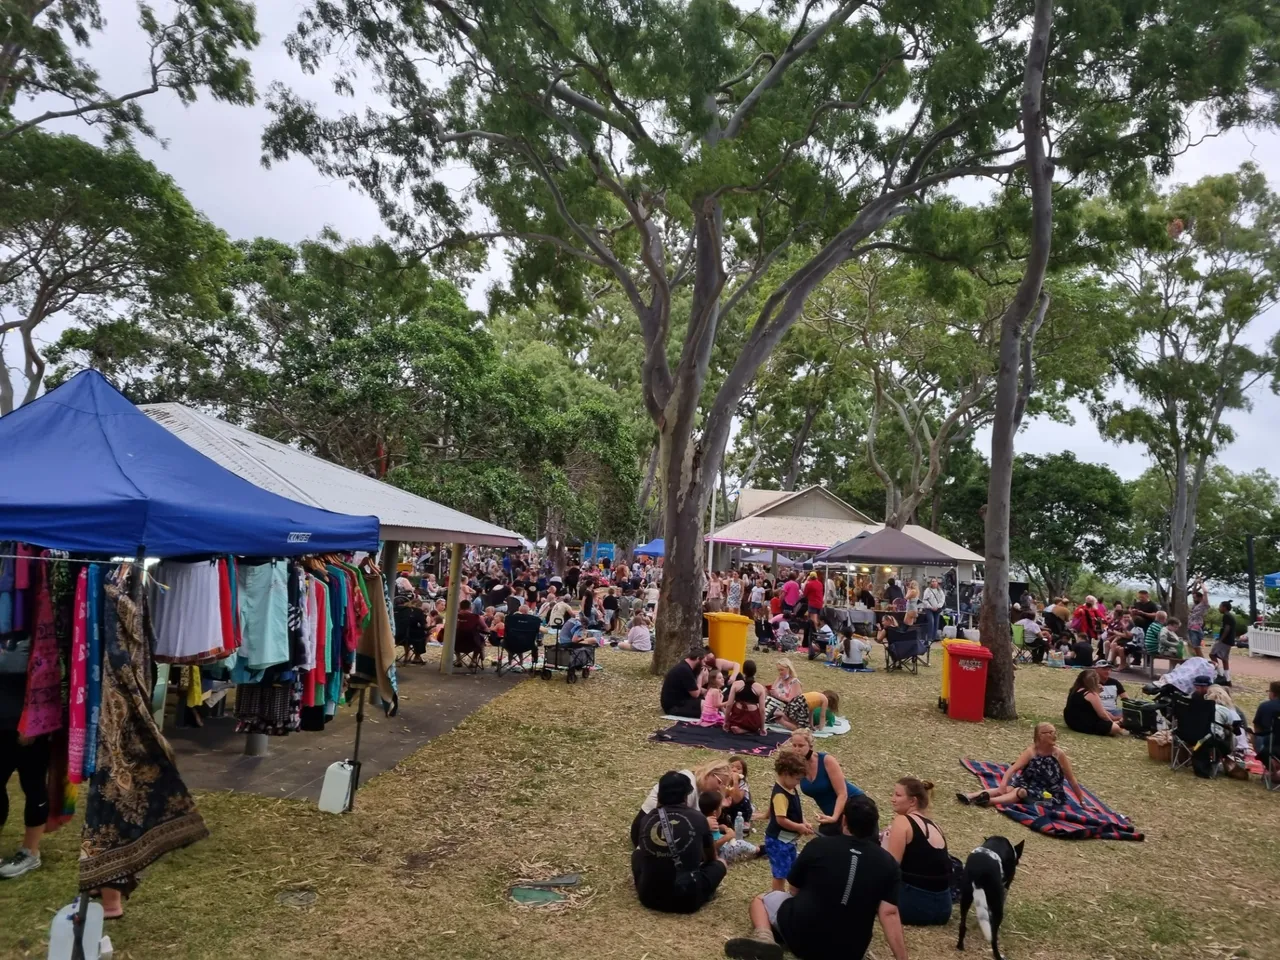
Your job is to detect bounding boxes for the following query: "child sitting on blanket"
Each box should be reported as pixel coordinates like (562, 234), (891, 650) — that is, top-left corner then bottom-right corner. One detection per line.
(805, 689), (840, 730)
(700, 670), (726, 726)
(830, 625), (873, 669)
(701, 789), (758, 864)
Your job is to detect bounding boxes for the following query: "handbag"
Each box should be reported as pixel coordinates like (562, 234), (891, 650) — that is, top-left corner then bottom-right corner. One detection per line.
(657, 808), (701, 900)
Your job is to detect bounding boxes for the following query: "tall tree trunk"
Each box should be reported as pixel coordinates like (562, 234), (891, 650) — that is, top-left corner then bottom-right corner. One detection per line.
(652, 398), (713, 675)
(782, 403), (818, 491)
(1168, 449), (1194, 632)
(980, 0), (1054, 720)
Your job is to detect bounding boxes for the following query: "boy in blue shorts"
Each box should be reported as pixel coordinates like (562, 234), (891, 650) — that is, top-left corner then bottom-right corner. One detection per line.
(764, 750), (813, 891)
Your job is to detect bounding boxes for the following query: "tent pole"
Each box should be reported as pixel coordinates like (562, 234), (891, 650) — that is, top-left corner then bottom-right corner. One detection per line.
(440, 541), (464, 675)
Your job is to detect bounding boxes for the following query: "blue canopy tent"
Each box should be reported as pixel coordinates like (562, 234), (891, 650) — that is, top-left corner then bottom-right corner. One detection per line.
(0, 370), (380, 555)
(635, 538), (665, 557)
(1265, 572), (1280, 589)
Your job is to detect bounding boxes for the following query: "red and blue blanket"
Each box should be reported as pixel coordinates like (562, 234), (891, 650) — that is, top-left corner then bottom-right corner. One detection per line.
(961, 758), (1144, 842)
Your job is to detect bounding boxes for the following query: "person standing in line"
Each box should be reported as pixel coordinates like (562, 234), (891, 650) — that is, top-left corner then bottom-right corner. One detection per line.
(707, 572), (724, 612)
(921, 578), (946, 642)
(1187, 588), (1209, 658)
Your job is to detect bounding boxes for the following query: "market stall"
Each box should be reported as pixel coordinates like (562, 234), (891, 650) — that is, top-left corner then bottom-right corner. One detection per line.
(0, 371), (386, 948)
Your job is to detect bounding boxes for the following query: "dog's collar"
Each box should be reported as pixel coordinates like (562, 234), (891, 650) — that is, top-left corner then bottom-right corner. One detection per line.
(971, 846), (1005, 876)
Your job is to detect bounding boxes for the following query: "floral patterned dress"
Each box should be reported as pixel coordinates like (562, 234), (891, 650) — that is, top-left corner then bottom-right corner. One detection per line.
(1010, 751), (1066, 805)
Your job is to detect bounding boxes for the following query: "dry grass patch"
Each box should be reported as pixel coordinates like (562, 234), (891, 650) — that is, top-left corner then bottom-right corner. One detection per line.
(3, 649), (1277, 960)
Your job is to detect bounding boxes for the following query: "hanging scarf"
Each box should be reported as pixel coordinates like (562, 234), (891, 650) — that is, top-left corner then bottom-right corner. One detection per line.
(352, 568), (399, 716)
(84, 563), (103, 779)
(79, 571), (207, 894)
(67, 567), (89, 783)
(18, 561), (63, 738)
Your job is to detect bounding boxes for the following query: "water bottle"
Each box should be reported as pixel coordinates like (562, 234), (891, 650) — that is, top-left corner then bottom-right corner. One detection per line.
(734, 813), (745, 842)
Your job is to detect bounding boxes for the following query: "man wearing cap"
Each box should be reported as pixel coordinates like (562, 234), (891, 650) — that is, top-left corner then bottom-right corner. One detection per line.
(1093, 660), (1126, 718)
(633, 771), (726, 914)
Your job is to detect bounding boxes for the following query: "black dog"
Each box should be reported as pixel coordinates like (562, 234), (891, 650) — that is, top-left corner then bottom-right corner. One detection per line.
(956, 836), (1025, 960)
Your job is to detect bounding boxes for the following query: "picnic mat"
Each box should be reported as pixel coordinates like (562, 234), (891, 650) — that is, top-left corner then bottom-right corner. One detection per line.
(660, 714), (851, 738)
(651, 722), (790, 755)
(823, 661), (876, 672)
(961, 759), (1144, 842)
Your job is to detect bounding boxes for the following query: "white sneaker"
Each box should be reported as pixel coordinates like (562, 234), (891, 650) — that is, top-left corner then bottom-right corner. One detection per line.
(0, 847), (41, 879)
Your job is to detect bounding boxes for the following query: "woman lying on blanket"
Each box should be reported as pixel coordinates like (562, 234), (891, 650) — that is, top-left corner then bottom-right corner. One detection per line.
(763, 659), (809, 729)
(957, 722), (1081, 807)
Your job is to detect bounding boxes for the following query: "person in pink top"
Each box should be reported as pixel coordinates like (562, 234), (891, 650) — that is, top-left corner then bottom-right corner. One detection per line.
(780, 576), (801, 614)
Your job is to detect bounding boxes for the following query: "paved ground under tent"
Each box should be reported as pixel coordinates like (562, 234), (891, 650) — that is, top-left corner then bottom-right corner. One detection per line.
(166, 666), (521, 801)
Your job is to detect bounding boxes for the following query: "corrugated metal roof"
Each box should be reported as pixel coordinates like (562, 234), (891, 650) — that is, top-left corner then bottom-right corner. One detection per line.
(141, 403), (522, 547)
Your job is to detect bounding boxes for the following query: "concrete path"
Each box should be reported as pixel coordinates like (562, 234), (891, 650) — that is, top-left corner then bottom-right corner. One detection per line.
(165, 665), (520, 801)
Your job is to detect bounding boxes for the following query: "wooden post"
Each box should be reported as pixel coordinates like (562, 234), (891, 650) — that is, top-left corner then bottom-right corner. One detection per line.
(440, 541), (464, 674)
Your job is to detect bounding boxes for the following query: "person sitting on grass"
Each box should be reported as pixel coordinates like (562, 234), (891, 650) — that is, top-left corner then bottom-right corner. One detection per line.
(882, 777), (953, 926)
(957, 722), (1080, 807)
(807, 619), (836, 661)
(617, 610), (652, 651)
(804, 690), (839, 731)
(724, 660), (768, 736)
(632, 771), (726, 915)
(1063, 669), (1123, 737)
(701, 789), (758, 864)
(829, 624), (873, 669)
(632, 760), (735, 848)
(660, 650), (706, 719)
(763, 750), (814, 892)
(719, 756), (755, 836)
(763, 659), (807, 729)
(1092, 659), (1125, 718)
(1064, 631), (1095, 667)
(723, 794), (908, 960)
(1252, 680), (1280, 774)
(700, 670), (726, 726)
(788, 729), (864, 836)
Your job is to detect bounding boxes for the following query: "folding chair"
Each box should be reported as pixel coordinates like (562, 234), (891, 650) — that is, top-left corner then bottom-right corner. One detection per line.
(884, 627), (921, 674)
(1170, 695), (1222, 778)
(497, 613), (541, 675)
(452, 610), (487, 674)
(1012, 624), (1033, 665)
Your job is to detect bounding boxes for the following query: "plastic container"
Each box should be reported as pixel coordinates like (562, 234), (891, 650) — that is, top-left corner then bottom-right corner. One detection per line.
(938, 637), (983, 710)
(704, 611), (751, 668)
(946, 643), (993, 723)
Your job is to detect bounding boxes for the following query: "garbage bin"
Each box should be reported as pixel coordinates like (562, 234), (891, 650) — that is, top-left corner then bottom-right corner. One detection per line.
(946, 643), (993, 723)
(704, 612), (751, 668)
(938, 637), (982, 711)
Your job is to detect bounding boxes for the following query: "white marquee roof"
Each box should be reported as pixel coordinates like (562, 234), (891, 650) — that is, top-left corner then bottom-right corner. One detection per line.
(142, 403), (522, 547)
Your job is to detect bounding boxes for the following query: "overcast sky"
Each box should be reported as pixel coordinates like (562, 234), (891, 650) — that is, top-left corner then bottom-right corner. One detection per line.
(18, 1), (1280, 480)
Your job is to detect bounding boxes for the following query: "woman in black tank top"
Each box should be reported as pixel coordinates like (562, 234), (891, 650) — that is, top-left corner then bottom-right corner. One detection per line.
(724, 660), (766, 735)
(883, 777), (954, 925)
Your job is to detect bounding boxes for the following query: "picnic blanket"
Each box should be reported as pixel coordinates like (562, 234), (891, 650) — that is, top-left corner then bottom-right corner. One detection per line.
(823, 661), (876, 672)
(651, 722), (790, 755)
(765, 716), (851, 738)
(961, 758), (1144, 842)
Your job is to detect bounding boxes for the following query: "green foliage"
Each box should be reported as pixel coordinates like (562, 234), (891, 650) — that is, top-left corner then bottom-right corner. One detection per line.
(1125, 464), (1280, 597)
(47, 236), (641, 542)
(0, 127), (230, 412)
(0, 0), (259, 143)
(1008, 452), (1131, 597)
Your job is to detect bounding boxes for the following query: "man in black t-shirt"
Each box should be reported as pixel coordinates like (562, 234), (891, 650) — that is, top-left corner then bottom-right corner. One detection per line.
(660, 653), (705, 718)
(632, 772), (726, 913)
(1129, 589), (1159, 631)
(724, 795), (907, 960)
(1253, 681), (1280, 766)
(484, 577), (511, 609)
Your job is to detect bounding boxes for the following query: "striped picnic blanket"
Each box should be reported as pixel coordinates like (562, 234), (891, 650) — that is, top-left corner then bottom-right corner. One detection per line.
(961, 758), (1144, 842)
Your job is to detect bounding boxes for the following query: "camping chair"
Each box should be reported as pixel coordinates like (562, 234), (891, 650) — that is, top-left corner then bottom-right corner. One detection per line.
(497, 613), (542, 675)
(884, 626), (922, 674)
(1043, 610), (1067, 639)
(1170, 695), (1222, 778)
(452, 611), (487, 675)
(1012, 624), (1033, 665)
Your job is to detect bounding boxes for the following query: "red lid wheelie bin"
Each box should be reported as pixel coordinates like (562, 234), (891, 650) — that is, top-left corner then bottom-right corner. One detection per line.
(946, 643), (993, 722)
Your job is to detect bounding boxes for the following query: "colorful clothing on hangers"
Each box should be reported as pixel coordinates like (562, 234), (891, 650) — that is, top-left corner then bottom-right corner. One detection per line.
(84, 563), (103, 779)
(67, 568), (88, 783)
(149, 560), (226, 663)
(235, 560), (290, 671)
(18, 559), (62, 738)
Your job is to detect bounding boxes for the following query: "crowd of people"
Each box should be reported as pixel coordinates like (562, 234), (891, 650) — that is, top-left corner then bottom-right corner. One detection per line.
(1009, 586), (1244, 686)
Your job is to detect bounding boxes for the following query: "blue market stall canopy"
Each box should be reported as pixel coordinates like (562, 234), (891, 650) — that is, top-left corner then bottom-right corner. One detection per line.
(1265, 572), (1280, 589)
(0, 370), (380, 556)
(635, 538), (665, 557)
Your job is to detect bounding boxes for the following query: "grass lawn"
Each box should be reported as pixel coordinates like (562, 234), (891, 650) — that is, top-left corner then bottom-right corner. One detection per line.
(3, 649), (1278, 960)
